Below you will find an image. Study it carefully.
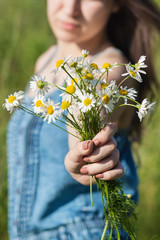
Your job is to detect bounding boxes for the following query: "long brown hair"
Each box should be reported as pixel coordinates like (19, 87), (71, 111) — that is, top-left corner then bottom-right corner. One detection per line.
(107, 0), (160, 141)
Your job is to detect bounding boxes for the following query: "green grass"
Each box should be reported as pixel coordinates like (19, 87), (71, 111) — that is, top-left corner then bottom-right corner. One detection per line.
(0, 1), (160, 240)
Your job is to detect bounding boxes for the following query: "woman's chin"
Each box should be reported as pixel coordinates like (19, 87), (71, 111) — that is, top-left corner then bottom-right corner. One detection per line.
(55, 30), (82, 43)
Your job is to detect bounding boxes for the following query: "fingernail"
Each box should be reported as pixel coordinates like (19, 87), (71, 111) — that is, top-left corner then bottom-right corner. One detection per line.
(80, 166), (88, 174)
(96, 173), (104, 179)
(83, 157), (90, 162)
(93, 139), (101, 147)
(83, 140), (91, 150)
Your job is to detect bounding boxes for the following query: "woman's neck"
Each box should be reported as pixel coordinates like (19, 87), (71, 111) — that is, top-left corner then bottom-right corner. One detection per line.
(56, 35), (112, 58)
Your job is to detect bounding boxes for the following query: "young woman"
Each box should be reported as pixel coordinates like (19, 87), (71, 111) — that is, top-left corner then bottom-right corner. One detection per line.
(7, 0), (160, 239)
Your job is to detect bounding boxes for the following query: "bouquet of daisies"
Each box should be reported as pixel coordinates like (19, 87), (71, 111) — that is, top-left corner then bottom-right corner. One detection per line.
(3, 50), (156, 240)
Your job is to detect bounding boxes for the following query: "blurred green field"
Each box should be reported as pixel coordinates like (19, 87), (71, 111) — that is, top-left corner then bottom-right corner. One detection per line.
(0, 0), (160, 239)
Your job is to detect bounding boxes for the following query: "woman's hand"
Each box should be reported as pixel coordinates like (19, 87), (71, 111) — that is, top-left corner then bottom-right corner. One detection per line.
(64, 122), (124, 185)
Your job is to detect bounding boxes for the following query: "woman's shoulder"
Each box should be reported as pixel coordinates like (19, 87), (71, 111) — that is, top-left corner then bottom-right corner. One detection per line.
(96, 46), (128, 66)
(93, 46), (128, 82)
(34, 45), (57, 73)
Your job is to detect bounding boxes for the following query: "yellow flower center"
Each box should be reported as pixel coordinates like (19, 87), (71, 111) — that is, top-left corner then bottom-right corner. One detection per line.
(129, 70), (136, 78)
(47, 105), (54, 115)
(103, 95), (110, 104)
(82, 53), (87, 58)
(83, 73), (93, 80)
(119, 89), (128, 96)
(71, 78), (78, 85)
(61, 101), (71, 110)
(84, 98), (92, 106)
(56, 59), (64, 68)
(135, 63), (140, 71)
(101, 83), (109, 89)
(90, 63), (98, 69)
(127, 194), (132, 198)
(66, 85), (76, 94)
(70, 61), (77, 68)
(37, 80), (45, 89)
(35, 100), (45, 107)
(8, 96), (16, 103)
(102, 63), (111, 69)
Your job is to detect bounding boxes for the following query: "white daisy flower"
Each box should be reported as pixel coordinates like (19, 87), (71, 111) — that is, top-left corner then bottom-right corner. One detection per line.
(135, 55), (147, 75)
(78, 91), (96, 113)
(60, 100), (74, 114)
(30, 75), (50, 96)
(108, 80), (118, 92)
(87, 61), (102, 74)
(122, 64), (142, 82)
(99, 62), (118, 74)
(100, 80), (117, 96)
(69, 56), (83, 68)
(60, 82), (78, 103)
(2, 91), (24, 113)
(82, 49), (89, 58)
(98, 88), (115, 113)
(42, 98), (60, 123)
(52, 56), (72, 74)
(118, 86), (137, 104)
(137, 98), (156, 121)
(32, 95), (46, 114)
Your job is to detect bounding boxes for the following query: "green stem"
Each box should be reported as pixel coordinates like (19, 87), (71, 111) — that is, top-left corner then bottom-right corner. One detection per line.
(90, 176), (93, 206)
(101, 220), (109, 240)
(112, 212), (121, 240)
(117, 75), (130, 89)
(62, 66), (83, 93)
(109, 223), (113, 240)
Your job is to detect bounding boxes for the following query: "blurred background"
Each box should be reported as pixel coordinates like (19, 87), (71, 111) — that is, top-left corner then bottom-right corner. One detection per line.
(0, 0), (160, 239)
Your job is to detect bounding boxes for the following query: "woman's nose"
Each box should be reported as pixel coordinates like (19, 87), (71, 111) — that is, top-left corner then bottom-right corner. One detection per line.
(63, 0), (81, 17)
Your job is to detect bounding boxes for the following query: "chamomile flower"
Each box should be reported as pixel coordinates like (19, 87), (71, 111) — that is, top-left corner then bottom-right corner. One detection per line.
(82, 49), (89, 58)
(98, 88), (115, 113)
(30, 75), (50, 96)
(108, 80), (118, 92)
(69, 56), (83, 68)
(2, 91), (24, 113)
(52, 56), (72, 74)
(135, 56), (147, 75)
(60, 82), (78, 103)
(118, 86), (137, 104)
(87, 62), (102, 74)
(32, 95), (46, 114)
(137, 98), (156, 121)
(100, 62), (118, 74)
(42, 98), (60, 123)
(78, 91), (96, 113)
(60, 100), (74, 114)
(122, 64), (142, 82)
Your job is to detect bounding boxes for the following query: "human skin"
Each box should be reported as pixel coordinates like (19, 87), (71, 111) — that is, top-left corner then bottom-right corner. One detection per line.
(33, 0), (135, 184)
(65, 122), (124, 185)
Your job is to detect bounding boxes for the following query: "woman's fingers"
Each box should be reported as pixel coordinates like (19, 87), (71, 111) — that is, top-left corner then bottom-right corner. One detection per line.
(65, 140), (94, 174)
(80, 149), (119, 175)
(66, 140), (93, 163)
(83, 137), (117, 163)
(80, 159), (124, 181)
(96, 161), (124, 180)
(92, 122), (117, 147)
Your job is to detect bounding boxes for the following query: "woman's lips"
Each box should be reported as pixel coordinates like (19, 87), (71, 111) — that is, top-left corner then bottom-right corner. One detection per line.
(59, 20), (80, 30)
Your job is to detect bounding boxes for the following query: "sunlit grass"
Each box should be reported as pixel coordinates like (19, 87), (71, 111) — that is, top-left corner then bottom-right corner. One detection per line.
(0, 0), (160, 240)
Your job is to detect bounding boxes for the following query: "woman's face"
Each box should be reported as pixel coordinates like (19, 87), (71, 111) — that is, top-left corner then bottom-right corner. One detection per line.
(46, 0), (119, 44)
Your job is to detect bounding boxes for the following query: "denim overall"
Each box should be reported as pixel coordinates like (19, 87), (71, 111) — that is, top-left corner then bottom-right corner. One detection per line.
(7, 48), (139, 240)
